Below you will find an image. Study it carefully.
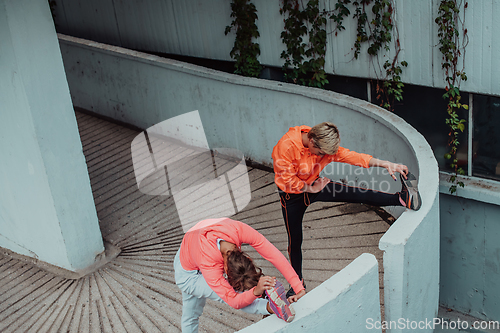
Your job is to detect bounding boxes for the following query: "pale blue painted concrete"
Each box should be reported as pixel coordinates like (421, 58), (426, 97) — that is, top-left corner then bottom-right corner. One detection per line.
(58, 34), (422, 204)
(434, 306), (500, 333)
(237, 253), (382, 333)
(380, 190), (440, 333)
(437, 174), (500, 323)
(439, 174), (500, 208)
(0, 0), (103, 272)
(57, 35), (440, 328)
(439, 189), (500, 322)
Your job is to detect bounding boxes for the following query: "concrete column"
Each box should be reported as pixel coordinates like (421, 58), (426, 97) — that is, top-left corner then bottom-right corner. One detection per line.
(0, 0), (104, 273)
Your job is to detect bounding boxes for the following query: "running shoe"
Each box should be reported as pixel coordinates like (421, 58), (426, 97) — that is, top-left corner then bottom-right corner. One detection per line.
(265, 280), (295, 323)
(399, 172), (422, 211)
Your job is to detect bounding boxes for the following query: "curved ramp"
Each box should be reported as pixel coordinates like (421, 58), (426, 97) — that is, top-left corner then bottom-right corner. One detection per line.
(0, 111), (389, 332)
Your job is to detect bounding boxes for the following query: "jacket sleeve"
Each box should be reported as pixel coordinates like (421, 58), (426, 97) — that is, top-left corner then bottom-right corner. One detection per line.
(273, 145), (305, 193)
(332, 147), (372, 168)
(238, 222), (305, 295)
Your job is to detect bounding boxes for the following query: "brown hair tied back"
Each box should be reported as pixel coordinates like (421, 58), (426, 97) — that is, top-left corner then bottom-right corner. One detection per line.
(226, 250), (263, 292)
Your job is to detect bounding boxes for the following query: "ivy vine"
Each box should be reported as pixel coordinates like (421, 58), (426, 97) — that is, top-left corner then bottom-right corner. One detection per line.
(352, 1), (369, 59)
(226, 0), (406, 103)
(280, 0), (329, 88)
(331, 0), (351, 33)
(225, 0), (262, 77)
(436, 0), (469, 194)
(332, 0), (406, 112)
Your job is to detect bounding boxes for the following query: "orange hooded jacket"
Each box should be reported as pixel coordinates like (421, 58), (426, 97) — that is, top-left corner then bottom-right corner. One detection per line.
(272, 125), (373, 193)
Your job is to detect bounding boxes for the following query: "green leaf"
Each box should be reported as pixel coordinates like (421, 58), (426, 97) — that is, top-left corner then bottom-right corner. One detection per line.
(449, 185), (457, 194)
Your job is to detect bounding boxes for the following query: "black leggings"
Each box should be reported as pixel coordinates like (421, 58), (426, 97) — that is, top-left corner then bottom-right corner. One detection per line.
(279, 181), (402, 280)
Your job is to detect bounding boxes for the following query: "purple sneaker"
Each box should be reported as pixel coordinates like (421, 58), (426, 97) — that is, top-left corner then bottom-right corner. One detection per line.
(265, 280), (295, 323)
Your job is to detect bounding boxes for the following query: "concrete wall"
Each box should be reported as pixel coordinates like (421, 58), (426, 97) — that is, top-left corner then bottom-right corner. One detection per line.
(57, 35), (440, 328)
(0, 0), (104, 272)
(238, 253), (382, 333)
(58, 34), (420, 199)
(51, 0), (500, 97)
(379, 188), (440, 333)
(439, 175), (500, 322)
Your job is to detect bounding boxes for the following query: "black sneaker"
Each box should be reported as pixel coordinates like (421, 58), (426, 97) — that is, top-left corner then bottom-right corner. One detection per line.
(286, 279), (306, 299)
(399, 172), (422, 210)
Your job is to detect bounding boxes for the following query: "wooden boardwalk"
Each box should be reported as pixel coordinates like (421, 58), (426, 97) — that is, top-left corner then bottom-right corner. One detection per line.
(0, 111), (390, 332)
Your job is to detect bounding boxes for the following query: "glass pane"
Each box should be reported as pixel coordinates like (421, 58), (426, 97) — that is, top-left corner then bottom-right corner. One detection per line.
(325, 75), (368, 101)
(379, 84), (469, 173)
(473, 94), (500, 180)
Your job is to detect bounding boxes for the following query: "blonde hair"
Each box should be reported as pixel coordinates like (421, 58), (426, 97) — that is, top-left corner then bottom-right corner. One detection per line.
(308, 122), (340, 155)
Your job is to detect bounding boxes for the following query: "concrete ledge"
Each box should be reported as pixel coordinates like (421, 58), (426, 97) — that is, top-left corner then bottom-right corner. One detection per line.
(0, 240), (120, 279)
(238, 253), (382, 333)
(439, 172), (500, 207)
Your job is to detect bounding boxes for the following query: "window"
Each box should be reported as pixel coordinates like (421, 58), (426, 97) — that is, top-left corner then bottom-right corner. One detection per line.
(473, 94), (500, 181)
(375, 83), (469, 174)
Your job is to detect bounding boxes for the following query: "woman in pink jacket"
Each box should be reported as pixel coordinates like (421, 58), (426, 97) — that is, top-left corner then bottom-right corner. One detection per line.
(174, 218), (306, 332)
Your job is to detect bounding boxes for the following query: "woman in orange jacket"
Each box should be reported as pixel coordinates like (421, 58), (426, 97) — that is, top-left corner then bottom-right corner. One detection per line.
(272, 122), (421, 297)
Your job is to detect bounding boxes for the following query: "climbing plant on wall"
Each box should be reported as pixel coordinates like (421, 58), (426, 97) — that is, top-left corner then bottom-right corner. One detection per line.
(225, 0), (406, 101)
(331, 0), (407, 112)
(436, 0), (469, 194)
(225, 0), (262, 77)
(280, 0), (329, 88)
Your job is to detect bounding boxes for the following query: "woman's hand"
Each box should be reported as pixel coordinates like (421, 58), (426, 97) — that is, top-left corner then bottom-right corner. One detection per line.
(369, 158), (408, 180)
(288, 289), (306, 303)
(253, 276), (276, 296)
(382, 162), (408, 180)
(302, 177), (330, 193)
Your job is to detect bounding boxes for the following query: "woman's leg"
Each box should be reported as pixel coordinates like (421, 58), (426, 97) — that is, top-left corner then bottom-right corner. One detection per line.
(277, 182), (400, 286)
(310, 181), (401, 206)
(174, 250), (223, 332)
(180, 291), (206, 333)
(240, 298), (269, 315)
(174, 249), (269, 332)
(279, 191), (309, 281)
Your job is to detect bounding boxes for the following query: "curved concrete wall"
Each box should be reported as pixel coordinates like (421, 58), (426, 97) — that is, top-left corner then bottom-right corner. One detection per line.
(59, 35), (420, 206)
(58, 34), (440, 329)
(238, 253), (382, 333)
(379, 194), (440, 332)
